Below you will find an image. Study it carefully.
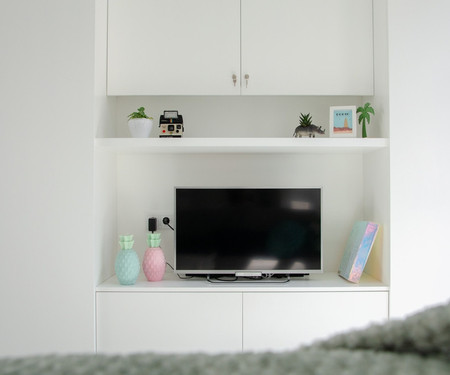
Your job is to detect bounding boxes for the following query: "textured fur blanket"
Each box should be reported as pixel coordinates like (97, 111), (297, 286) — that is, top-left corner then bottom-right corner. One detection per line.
(1, 301), (449, 375)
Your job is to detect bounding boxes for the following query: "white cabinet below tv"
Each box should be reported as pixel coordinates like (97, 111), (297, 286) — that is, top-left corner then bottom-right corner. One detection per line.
(96, 291), (243, 354)
(243, 290), (387, 352)
(96, 272), (388, 354)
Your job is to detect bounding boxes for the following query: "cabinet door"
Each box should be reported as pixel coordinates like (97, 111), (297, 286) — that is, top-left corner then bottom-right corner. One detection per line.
(97, 292), (242, 354)
(243, 291), (388, 352)
(107, 0), (240, 95)
(241, 0), (373, 95)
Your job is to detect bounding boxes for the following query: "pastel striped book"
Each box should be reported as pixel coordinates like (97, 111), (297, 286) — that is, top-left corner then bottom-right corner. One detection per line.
(338, 221), (379, 283)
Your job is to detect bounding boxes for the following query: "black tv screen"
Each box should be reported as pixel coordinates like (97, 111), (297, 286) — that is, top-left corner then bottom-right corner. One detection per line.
(175, 187), (322, 276)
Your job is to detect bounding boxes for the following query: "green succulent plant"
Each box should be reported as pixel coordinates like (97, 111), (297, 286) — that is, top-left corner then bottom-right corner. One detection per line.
(299, 113), (313, 127)
(127, 107), (153, 120)
(356, 103), (375, 138)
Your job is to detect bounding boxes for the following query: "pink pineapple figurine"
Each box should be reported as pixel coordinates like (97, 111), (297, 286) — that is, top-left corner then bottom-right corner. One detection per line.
(142, 233), (166, 281)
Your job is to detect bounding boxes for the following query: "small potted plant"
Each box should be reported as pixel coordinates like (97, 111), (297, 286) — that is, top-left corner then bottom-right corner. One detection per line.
(127, 107), (153, 138)
(356, 102), (375, 138)
(293, 113), (325, 137)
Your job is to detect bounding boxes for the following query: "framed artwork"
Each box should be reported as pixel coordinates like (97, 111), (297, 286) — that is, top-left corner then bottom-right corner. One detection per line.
(329, 106), (357, 137)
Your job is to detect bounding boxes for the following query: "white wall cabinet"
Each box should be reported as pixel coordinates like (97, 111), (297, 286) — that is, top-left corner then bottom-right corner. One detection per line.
(107, 0), (240, 95)
(96, 274), (388, 354)
(241, 0), (373, 95)
(107, 0), (373, 95)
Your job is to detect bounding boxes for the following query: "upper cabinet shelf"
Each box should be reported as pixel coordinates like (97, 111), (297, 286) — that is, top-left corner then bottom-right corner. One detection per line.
(107, 0), (373, 96)
(95, 137), (388, 154)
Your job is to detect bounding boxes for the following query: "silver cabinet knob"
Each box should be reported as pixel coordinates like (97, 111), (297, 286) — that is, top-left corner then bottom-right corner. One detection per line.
(244, 74), (249, 88)
(232, 74), (237, 86)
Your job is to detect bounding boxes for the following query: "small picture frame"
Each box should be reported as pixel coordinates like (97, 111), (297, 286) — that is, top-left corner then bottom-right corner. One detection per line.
(329, 106), (357, 137)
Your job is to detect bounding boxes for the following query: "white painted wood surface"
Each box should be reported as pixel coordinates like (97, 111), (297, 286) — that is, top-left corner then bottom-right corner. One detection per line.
(96, 273), (388, 353)
(241, 0), (374, 95)
(96, 292), (243, 353)
(96, 137), (388, 154)
(243, 291), (388, 351)
(107, 0), (240, 95)
(107, 0), (373, 95)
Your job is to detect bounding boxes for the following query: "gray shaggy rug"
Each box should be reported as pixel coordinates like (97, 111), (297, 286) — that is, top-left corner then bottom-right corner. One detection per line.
(1, 301), (449, 375)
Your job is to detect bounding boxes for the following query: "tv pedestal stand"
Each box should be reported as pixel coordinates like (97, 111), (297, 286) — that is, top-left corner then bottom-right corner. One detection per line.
(206, 273), (300, 283)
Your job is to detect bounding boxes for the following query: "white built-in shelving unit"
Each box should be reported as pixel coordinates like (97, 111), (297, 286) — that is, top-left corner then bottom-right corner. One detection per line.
(95, 0), (390, 355)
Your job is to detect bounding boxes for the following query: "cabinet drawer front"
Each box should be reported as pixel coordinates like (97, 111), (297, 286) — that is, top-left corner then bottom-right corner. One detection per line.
(97, 292), (242, 354)
(243, 291), (388, 352)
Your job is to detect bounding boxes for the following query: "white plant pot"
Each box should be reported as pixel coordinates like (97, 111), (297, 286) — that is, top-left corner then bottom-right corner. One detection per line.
(128, 118), (153, 138)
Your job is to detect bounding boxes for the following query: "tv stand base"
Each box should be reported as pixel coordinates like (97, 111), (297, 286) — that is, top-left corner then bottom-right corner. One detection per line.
(206, 274), (295, 284)
(235, 271), (263, 278)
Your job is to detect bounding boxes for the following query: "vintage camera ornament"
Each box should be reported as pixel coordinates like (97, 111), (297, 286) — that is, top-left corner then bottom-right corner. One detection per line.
(159, 110), (184, 137)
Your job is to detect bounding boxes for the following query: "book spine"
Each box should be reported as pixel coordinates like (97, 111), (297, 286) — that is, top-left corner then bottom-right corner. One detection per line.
(348, 222), (379, 282)
(338, 221), (366, 278)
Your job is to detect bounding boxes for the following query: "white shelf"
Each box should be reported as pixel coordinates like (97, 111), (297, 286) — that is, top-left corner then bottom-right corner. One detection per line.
(95, 137), (388, 154)
(96, 272), (388, 293)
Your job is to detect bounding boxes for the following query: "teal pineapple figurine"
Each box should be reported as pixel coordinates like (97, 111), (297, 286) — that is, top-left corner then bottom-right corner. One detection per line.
(115, 234), (140, 285)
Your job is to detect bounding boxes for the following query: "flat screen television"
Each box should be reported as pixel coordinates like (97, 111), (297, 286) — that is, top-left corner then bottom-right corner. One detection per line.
(175, 187), (322, 277)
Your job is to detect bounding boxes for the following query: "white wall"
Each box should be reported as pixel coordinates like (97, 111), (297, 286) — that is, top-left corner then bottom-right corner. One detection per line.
(389, 0), (450, 317)
(0, 1), (95, 356)
(94, 0), (118, 285)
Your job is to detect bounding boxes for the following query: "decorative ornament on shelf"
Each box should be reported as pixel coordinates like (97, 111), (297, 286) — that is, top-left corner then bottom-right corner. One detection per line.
(338, 221), (379, 283)
(115, 234), (140, 285)
(356, 102), (375, 138)
(127, 106), (154, 138)
(293, 113), (325, 138)
(143, 232), (166, 282)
